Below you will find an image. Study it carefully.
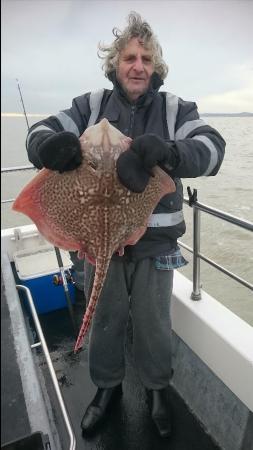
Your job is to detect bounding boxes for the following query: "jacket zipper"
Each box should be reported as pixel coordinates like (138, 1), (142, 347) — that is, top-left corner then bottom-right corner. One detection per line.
(128, 105), (136, 137)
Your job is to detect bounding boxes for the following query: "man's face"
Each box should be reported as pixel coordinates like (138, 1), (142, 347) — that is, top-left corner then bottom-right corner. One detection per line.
(116, 37), (155, 102)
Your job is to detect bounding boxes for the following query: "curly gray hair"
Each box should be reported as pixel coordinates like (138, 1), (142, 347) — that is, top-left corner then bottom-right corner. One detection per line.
(98, 12), (168, 80)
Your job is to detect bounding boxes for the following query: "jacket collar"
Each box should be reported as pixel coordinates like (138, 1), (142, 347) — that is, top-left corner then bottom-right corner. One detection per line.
(108, 70), (164, 108)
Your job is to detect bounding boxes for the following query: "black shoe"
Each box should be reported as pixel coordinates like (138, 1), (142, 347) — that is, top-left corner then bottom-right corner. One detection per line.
(81, 384), (122, 434)
(148, 388), (172, 438)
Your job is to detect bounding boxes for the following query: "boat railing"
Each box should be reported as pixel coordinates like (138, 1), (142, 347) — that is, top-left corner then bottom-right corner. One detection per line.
(1, 165), (36, 204)
(16, 284), (76, 450)
(179, 187), (253, 300)
(2, 165), (253, 301)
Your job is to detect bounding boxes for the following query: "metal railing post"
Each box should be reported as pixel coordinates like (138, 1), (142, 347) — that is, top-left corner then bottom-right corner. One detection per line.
(191, 205), (202, 300)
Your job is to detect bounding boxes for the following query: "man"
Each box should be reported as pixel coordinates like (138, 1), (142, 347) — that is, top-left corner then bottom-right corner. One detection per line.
(26, 12), (225, 438)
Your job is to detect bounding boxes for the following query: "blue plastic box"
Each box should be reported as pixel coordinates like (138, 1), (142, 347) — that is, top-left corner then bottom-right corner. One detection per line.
(14, 246), (75, 314)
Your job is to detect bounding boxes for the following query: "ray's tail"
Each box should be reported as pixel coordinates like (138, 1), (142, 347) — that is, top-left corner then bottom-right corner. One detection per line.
(74, 255), (111, 353)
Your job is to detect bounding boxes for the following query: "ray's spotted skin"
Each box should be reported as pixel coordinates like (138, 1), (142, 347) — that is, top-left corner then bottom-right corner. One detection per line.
(13, 119), (175, 352)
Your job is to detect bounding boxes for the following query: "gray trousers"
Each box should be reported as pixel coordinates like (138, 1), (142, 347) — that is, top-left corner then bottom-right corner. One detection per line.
(83, 257), (174, 390)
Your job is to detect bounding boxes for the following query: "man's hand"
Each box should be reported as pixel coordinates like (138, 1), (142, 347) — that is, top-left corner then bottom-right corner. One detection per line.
(38, 131), (82, 172)
(116, 150), (150, 193)
(116, 134), (178, 192)
(131, 134), (171, 169)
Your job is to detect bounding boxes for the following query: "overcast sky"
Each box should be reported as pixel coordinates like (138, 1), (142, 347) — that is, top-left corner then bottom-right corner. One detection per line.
(2, 0), (253, 114)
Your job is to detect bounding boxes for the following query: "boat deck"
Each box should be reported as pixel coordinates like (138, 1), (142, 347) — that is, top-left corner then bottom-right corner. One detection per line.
(2, 278), (221, 449)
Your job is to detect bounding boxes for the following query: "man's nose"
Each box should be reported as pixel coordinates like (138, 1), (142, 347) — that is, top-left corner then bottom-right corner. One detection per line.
(133, 56), (144, 71)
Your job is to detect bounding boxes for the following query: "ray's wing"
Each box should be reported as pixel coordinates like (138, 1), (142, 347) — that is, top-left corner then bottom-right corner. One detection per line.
(13, 168), (81, 250)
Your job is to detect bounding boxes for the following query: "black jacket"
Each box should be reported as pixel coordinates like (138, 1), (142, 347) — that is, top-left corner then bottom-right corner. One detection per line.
(26, 72), (226, 260)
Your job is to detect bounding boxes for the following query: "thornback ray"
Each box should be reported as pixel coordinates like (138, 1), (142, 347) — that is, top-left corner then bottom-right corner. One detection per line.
(13, 119), (176, 352)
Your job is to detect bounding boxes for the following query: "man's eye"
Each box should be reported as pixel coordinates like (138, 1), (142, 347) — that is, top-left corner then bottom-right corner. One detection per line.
(125, 56), (135, 62)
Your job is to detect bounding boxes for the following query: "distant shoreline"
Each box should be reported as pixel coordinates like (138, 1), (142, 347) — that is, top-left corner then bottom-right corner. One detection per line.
(200, 112), (253, 117)
(1, 113), (50, 118)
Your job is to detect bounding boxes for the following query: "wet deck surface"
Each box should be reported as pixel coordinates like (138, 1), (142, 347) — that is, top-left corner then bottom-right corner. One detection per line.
(35, 294), (221, 450)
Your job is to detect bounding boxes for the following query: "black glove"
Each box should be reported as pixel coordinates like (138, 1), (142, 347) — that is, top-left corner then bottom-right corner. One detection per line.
(116, 134), (178, 192)
(38, 131), (82, 172)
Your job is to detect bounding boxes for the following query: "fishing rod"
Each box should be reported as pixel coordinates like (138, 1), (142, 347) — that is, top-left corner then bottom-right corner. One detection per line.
(16, 78), (30, 130)
(16, 79), (78, 337)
